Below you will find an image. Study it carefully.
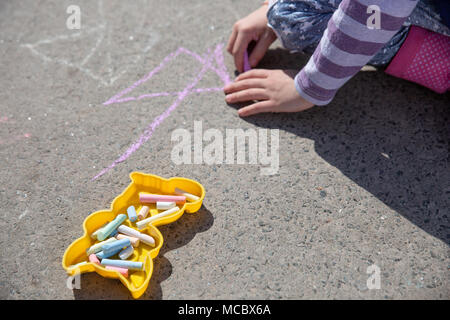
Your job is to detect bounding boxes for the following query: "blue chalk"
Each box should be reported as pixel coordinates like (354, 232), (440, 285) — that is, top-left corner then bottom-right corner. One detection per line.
(102, 238), (131, 255)
(96, 247), (122, 259)
(127, 206), (137, 222)
(119, 245), (134, 260)
(109, 229), (118, 237)
(97, 214), (127, 241)
(127, 205), (138, 222)
(101, 259), (143, 271)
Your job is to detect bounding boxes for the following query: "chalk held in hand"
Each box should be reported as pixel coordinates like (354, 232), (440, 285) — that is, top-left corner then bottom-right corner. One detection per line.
(137, 205), (150, 220)
(139, 193), (186, 204)
(101, 259), (143, 271)
(119, 246), (134, 260)
(117, 225), (155, 246)
(136, 206), (179, 230)
(97, 214), (127, 241)
(174, 187), (200, 201)
(156, 201), (176, 210)
(244, 50), (251, 72)
(127, 205), (138, 222)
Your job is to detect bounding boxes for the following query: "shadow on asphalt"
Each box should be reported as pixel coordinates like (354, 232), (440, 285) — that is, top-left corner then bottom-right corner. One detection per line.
(233, 47), (450, 246)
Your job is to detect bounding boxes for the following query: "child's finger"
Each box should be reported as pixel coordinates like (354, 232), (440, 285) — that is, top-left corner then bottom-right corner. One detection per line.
(223, 79), (265, 94)
(232, 32), (251, 73)
(248, 33), (273, 68)
(235, 69), (270, 81)
(238, 100), (274, 117)
(225, 88), (268, 104)
(226, 27), (238, 54)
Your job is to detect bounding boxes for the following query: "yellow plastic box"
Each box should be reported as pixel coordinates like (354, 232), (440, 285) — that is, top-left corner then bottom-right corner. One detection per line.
(62, 172), (205, 299)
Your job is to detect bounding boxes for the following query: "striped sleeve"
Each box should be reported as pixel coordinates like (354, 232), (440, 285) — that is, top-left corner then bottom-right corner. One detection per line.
(295, 0), (419, 106)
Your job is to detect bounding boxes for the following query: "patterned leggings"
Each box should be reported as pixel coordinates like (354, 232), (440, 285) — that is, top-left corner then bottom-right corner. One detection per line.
(267, 0), (449, 66)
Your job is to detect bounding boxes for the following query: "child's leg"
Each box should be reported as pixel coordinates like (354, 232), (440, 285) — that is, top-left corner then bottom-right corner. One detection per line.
(385, 26), (449, 93)
(268, 0), (449, 67)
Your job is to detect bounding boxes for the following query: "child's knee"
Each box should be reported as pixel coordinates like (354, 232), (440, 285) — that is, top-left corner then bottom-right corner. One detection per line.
(267, 0), (338, 52)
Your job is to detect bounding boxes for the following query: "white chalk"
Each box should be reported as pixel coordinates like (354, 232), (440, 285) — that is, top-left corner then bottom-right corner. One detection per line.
(156, 201), (176, 210)
(137, 205), (150, 220)
(117, 225), (155, 246)
(119, 245), (134, 260)
(136, 206), (179, 230)
(174, 187), (200, 201)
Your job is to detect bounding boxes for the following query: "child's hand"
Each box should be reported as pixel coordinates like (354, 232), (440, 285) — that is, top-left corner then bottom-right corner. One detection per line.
(224, 69), (315, 117)
(227, 4), (277, 73)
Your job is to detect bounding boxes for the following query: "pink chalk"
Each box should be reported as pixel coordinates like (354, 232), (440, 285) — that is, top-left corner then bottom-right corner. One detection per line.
(106, 266), (129, 277)
(88, 254), (100, 265)
(139, 193), (186, 204)
(243, 50), (251, 72)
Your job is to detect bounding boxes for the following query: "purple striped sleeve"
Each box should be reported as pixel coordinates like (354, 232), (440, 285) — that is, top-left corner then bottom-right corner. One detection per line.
(295, 0), (419, 106)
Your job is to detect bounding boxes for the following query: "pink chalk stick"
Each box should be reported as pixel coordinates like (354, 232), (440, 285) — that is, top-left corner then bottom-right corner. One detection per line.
(139, 194), (186, 204)
(89, 254), (100, 265)
(106, 266), (129, 277)
(243, 50), (251, 72)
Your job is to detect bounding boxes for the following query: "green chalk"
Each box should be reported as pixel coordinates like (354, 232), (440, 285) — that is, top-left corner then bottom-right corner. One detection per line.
(97, 214), (127, 241)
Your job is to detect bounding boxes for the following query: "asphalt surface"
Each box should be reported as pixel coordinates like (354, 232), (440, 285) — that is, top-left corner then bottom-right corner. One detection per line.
(0, 0), (449, 299)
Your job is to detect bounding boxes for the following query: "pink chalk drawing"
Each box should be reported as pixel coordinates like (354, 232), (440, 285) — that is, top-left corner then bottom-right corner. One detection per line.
(0, 116), (10, 123)
(93, 43), (231, 180)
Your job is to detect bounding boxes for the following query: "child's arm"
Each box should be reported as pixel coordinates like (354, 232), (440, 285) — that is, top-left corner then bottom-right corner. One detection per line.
(225, 0), (420, 116)
(295, 0), (419, 106)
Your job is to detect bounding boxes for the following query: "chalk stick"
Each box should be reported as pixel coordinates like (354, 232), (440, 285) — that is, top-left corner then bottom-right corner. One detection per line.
(136, 206), (179, 230)
(244, 50), (251, 72)
(102, 238), (131, 255)
(117, 225), (155, 246)
(139, 193), (186, 204)
(115, 233), (140, 247)
(89, 254), (101, 265)
(119, 245), (134, 260)
(106, 266), (129, 277)
(101, 259), (143, 271)
(91, 222), (108, 239)
(97, 214), (127, 241)
(137, 205), (150, 220)
(174, 187), (200, 201)
(127, 205), (138, 222)
(156, 201), (176, 210)
(86, 238), (117, 255)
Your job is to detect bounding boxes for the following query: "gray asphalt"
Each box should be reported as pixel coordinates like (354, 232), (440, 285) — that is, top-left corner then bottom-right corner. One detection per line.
(0, 0), (449, 299)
